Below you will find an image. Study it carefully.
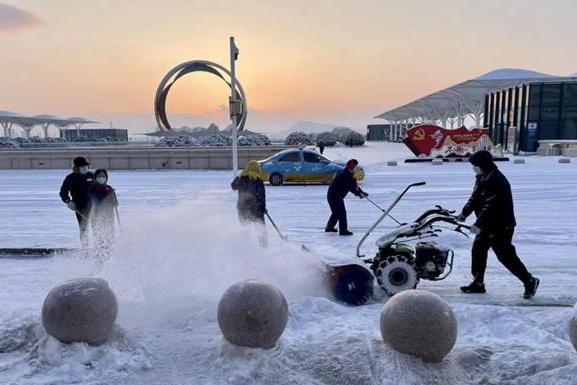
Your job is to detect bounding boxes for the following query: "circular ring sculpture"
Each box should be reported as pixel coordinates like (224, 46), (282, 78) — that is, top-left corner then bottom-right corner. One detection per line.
(154, 60), (247, 132)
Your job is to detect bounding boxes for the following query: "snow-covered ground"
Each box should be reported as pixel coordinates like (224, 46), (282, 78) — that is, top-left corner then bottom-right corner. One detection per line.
(1, 142), (576, 385)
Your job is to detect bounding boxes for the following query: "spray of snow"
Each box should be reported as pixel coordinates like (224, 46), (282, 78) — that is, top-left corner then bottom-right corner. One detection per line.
(76, 198), (323, 300)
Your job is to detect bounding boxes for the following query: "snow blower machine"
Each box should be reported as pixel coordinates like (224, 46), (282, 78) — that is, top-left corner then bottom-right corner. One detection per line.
(354, 181), (471, 297)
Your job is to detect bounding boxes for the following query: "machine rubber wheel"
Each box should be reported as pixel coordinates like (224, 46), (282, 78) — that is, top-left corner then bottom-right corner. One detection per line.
(330, 265), (374, 306)
(375, 255), (419, 296)
(269, 173), (284, 186)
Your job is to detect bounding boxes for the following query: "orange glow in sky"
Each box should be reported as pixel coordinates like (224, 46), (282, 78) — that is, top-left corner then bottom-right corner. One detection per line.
(1, 0), (577, 131)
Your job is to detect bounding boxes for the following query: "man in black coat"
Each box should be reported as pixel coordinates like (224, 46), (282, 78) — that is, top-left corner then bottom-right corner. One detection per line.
(59, 157), (94, 247)
(325, 159), (367, 236)
(458, 150), (539, 299)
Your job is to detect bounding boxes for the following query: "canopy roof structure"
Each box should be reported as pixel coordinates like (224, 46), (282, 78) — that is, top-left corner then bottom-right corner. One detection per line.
(0, 111), (97, 138)
(375, 68), (576, 129)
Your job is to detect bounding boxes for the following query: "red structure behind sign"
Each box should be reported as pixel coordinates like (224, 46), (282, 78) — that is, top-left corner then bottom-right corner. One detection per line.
(404, 125), (495, 157)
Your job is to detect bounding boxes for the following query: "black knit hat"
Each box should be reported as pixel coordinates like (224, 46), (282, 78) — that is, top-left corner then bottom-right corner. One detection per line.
(73, 156), (90, 167)
(469, 150), (495, 171)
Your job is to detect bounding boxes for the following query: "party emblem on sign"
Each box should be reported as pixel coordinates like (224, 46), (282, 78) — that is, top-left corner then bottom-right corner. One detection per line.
(413, 128), (425, 141)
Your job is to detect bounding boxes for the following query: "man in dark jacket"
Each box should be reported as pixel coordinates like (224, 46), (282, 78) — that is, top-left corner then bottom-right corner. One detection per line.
(325, 159), (367, 236)
(59, 157), (94, 247)
(458, 150), (539, 299)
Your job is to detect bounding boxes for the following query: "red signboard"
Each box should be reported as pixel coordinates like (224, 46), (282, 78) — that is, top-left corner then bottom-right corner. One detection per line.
(404, 125), (495, 157)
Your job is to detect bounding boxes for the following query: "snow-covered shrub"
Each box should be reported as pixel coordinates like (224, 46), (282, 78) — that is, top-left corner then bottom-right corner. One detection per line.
(332, 127), (353, 140)
(315, 132), (337, 146)
(156, 135), (200, 147)
(0, 138), (19, 149)
(285, 131), (315, 146)
(238, 133), (271, 146)
(341, 131), (365, 147)
(200, 134), (233, 147)
(12, 137), (31, 144)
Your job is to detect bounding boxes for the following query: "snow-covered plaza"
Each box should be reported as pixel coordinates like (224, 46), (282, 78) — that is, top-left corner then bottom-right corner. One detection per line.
(1, 143), (576, 385)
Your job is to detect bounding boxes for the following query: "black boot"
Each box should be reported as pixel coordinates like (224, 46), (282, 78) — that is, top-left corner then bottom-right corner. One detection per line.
(460, 281), (486, 294)
(523, 277), (540, 299)
(339, 230), (353, 236)
(325, 227), (338, 233)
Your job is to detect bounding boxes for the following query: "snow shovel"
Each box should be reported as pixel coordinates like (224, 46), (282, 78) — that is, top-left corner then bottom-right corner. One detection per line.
(265, 211), (287, 240)
(74, 209), (89, 221)
(114, 207), (122, 233)
(364, 196), (402, 225)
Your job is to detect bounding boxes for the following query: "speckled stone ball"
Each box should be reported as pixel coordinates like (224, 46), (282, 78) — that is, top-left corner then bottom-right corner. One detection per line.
(570, 314), (577, 353)
(217, 280), (288, 349)
(380, 289), (457, 362)
(42, 278), (118, 346)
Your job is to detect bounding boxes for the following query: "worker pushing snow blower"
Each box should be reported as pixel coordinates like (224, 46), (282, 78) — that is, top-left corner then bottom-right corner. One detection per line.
(354, 182), (472, 297)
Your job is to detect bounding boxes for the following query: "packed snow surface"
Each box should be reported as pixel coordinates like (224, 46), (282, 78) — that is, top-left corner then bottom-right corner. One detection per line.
(0, 142), (576, 384)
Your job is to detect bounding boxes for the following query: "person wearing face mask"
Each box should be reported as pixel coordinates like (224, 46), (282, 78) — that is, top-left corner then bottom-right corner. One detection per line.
(325, 159), (368, 236)
(87, 169), (118, 257)
(457, 150), (539, 299)
(59, 157), (94, 247)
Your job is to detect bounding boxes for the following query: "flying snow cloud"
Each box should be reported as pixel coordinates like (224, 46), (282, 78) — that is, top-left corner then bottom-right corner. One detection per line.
(0, 3), (41, 32)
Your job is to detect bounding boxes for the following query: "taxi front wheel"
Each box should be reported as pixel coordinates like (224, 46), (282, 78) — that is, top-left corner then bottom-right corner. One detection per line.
(269, 173), (284, 186)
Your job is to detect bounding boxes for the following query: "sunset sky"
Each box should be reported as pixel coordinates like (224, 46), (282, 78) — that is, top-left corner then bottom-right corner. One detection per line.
(1, 0), (577, 133)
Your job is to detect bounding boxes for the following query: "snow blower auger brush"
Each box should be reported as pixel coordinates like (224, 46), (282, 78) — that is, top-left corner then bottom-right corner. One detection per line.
(356, 182), (471, 296)
(327, 264), (375, 305)
(266, 212), (374, 307)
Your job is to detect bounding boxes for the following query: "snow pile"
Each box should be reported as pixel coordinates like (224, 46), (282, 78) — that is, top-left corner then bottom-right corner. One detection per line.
(285, 131), (315, 145)
(0, 316), (151, 384)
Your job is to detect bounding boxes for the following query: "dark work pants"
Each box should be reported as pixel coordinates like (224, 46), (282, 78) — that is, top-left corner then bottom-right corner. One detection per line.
(471, 227), (532, 285)
(326, 197), (347, 232)
(75, 209), (90, 248)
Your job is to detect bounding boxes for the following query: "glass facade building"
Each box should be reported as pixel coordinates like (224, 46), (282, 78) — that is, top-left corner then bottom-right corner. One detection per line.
(484, 80), (577, 153)
(60, 128), (129, 142)
(367, 124), (392, 141)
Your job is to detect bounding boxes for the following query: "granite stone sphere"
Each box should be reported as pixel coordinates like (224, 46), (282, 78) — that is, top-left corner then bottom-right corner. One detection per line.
(380, 289), (457, 362)
(570, 315), (577, 353)
(42, 278), (118, 346)
(217, 280), (288, 349)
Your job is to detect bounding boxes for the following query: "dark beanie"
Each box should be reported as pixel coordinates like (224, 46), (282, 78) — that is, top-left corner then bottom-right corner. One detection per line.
(469, 150), (495, 171)
(346, 159), (359, 168)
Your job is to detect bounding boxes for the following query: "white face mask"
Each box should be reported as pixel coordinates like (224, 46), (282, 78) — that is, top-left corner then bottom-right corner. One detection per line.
(96, 177), (107, 184)
(472, 166), (483, 176)
(79, 166), (89, 174)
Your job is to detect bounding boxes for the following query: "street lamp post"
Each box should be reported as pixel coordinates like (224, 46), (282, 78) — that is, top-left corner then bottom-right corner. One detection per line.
(229, 36), (241, 176)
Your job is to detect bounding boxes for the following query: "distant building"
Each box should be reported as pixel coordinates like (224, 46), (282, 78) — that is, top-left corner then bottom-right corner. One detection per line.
(485, 80), (577, 152)
(60, 128), (128, 142)
(367, 124), (391, 141)
(367, 123), (413, 141)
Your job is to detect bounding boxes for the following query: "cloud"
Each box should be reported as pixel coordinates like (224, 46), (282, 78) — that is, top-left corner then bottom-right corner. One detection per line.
(0, 3), (42, 32)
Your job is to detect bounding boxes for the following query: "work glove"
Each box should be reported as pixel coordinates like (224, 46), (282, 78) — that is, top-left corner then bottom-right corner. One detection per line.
(470, 224), (481, 235)
(456, 213), (466, 222)
(66, 201), (76, 211)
